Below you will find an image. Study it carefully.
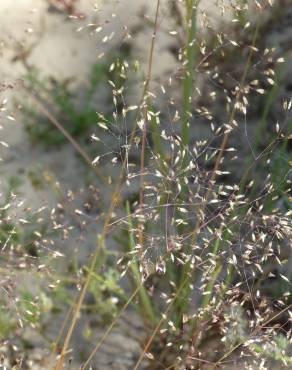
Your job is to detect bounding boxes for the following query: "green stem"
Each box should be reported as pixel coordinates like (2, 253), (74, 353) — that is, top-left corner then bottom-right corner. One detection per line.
(200, 237), (222, 309)
(241, 62), (285, 194)
(182, 0), (197, 147)
(126, 202), (157, 326)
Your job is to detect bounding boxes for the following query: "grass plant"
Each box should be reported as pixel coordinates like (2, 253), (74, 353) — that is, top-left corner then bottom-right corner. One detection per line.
(1, 1), (291, 369)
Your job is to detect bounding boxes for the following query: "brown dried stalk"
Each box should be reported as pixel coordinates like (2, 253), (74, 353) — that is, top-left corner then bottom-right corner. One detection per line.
(54, 2), (161, 368)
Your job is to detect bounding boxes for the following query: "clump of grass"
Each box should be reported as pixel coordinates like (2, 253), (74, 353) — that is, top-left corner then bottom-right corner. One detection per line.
(54, 1), (292, 368)
(62, 7), (292, 370)
(1, 1), (292, 370)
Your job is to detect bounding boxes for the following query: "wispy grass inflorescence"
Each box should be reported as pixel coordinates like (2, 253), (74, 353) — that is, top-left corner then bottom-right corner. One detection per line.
(54, 1), (292, 369)
(1, 1), (291, 369)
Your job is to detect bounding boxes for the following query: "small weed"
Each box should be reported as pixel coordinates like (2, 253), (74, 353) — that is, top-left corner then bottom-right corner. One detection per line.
(21, 46), (132, 148)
